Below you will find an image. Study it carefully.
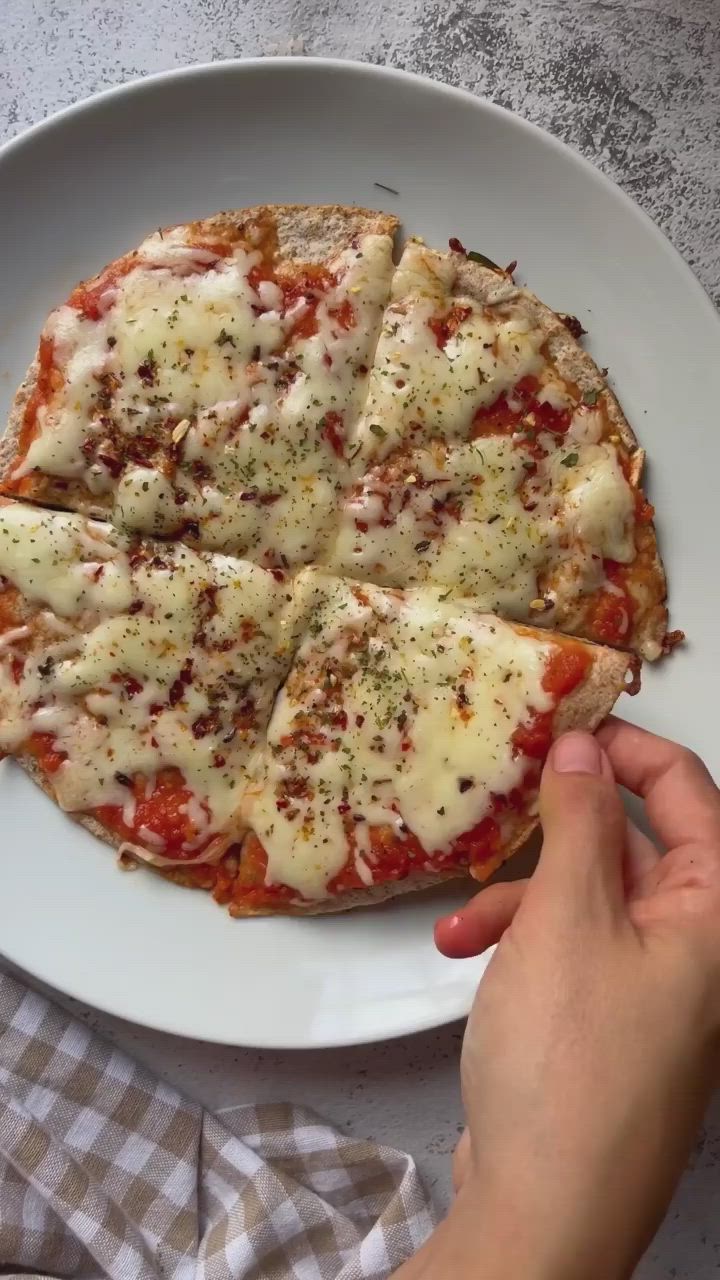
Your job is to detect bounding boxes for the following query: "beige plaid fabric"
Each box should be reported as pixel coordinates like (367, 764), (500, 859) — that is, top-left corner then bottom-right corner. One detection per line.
(0, 970), (436, 1278)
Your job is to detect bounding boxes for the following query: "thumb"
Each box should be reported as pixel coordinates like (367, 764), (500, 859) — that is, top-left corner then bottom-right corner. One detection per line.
(533, 730), (627, 920)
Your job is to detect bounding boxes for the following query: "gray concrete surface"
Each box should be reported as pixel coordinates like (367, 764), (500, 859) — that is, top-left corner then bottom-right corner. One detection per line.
(1, 1), (719, 1275)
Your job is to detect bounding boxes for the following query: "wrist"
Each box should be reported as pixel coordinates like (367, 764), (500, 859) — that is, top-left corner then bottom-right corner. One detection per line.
(394, 1173), (638, 1280)
(392, 1180), (565, 1280)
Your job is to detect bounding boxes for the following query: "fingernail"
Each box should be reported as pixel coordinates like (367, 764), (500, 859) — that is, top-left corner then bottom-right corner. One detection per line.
(551, 732), (602, 775)
(445, 913), (463, 930)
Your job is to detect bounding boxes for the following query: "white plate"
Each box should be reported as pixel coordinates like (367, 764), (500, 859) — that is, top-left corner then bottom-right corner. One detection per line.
(0, 59), (717, 1048)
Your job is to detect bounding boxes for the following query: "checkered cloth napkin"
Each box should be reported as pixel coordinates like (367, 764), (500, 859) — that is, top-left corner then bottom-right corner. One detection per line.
(0, 970), (436, 1278)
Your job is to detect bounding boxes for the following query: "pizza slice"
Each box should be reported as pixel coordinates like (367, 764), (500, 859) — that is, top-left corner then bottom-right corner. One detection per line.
(341, 239), (670, 660)
(221, 571), (636, 915)
(0, 499), (297, 870)
(0, 205), (397, 568)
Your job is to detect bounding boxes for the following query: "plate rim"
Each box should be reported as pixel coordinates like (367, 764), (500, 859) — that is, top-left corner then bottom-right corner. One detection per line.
(1, 56), (718, 1048)
(1, 55), (716, 329)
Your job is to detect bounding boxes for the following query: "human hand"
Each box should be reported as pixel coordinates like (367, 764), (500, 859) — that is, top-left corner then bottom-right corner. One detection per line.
(397, 720), (720, 1279)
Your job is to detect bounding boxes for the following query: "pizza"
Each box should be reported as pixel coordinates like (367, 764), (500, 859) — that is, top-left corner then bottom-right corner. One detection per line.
(0, 499), (296, 869)
(0, 205), (397, 570)
(230, 572), (634, 914)
(0, 205), (674, 915)
(334, 240), (667, 661)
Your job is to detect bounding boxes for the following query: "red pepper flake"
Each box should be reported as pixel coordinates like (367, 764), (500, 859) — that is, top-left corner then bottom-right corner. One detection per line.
(169, 659), (193, 707)
(428, 305), (472, 351)
(192, 710), (220, 739)
(448, 237), (467, 255)
(321, 410), (345, 458)
(96, 443), (123, 478)
(112, 673), (143, 699)
(561, 313), (587, 340)
(136, 354), (157, 387)
(456, 684), (470, 708)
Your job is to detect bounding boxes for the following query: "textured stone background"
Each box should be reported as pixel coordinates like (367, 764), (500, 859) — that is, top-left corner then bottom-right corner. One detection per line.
(2, 0), (718, 306)
(1, 1), (719, 1275)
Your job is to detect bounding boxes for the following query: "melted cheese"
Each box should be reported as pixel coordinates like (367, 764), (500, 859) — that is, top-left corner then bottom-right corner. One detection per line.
(330, 437), (635, 621)
(245, 573), (552, 899)
(18, 229), (395, 567)
(0, 504), (291, 846)
(350, 241), (545, 468)
(0, 504), (132, 614)
(331, 438), (550, 613)
(545, 444), (634, 563)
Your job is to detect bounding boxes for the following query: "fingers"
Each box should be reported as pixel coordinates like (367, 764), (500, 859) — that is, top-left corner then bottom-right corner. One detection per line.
(598, 718), (720, 850)
(624, 819), (660, 896)
(533, 731), (627, 917)
(435, 881), (527, 957)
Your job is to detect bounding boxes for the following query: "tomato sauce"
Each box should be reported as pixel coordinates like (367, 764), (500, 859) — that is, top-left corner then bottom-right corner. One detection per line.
(428, 305), (472, 350)
(586, 560), (636, 647)
(188, 238), (233, 259)
(321, 410), (345, 458)
(25, 734), (211, 860)
(226, 805), (503, 912)
(247, 261), (274, 293)
(280, 265), (334, 342)
(0, 583), (21, 631)
(68, 256), (139, 321)
(635, 491), (655, 525)
(328, 298), (355, 331)
(471, 375), (571, 440)
(95, 768), (211, 858)
(26, 732), (67, 775)
(223, 833), (295, 913)
(512, 641), (591, 760)
(3, 336), (60, 491)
